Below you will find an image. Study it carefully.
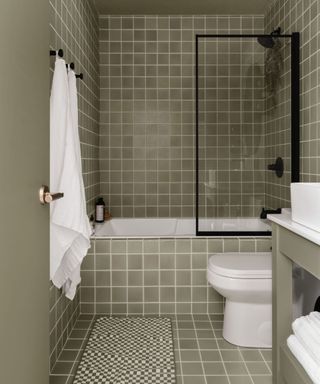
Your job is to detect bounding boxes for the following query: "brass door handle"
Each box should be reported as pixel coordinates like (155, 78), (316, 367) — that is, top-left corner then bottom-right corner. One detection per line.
(39, 185), (64, 205)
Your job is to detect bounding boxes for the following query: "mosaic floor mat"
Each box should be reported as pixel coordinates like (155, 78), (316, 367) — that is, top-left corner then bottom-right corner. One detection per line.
(73, 317), (176, 384)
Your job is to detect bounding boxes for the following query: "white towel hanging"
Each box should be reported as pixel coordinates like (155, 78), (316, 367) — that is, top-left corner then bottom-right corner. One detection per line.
(50, 59), (91, 300)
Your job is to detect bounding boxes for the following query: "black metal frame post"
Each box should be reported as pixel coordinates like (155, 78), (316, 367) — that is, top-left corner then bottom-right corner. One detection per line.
(291, 32), (300, 182)
(195, 33), (300, 237)
(195, 36), (199, 235)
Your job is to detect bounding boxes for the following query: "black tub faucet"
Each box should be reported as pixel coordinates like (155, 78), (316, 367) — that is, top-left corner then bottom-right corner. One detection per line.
(260, 207), (282, 219)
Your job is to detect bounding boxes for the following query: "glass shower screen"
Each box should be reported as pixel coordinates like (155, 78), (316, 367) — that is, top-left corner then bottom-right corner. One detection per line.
(195, 33), (300, 236)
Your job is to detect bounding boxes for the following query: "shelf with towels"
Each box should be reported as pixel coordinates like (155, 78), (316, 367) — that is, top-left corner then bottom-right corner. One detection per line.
(270, 213), (320, 384)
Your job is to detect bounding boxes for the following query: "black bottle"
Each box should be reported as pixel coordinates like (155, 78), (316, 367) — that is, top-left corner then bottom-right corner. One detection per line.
(95, 197), (105, 223)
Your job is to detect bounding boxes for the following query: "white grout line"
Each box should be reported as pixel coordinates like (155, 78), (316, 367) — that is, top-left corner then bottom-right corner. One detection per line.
(191, 314), (209, 384)
(207, 315), (231, 384)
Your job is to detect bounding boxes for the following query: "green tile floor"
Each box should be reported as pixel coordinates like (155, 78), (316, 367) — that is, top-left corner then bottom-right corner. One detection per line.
(50, 314), (272, 384)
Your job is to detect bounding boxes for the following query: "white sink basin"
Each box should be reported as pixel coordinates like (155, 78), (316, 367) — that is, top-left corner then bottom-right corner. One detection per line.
(291, 183), (320, 232)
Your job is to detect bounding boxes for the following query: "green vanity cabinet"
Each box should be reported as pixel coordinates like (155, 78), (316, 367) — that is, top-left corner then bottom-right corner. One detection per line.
(271, 221), (320, 384)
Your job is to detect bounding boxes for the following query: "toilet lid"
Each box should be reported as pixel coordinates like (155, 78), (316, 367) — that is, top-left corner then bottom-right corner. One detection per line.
(208, 252), (272, 279)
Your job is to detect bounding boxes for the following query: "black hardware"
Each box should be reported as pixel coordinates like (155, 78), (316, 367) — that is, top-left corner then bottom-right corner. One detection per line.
(260, 208), (282, 219)
(66, 62), (74, 70)
(257, 27), (282, 49)
(268, 157), (284, 177)
(273, 27), (282, 35)
(50, 49), (64, 58)
(315, 296), (320, 312)
(195, 34), (199, 236)
(65, 62), (84, 80)
(291, 33), (300, 182)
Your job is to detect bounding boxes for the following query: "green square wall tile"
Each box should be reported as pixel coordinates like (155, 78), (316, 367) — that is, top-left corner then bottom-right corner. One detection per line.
(160, 270), (175, 285)
(160, 254), (175, 269)
(112, 287), (127, 302)
(192, 239), (207, 252)
(128, 254), (142, 269)
(96, 287), (111, 302)
(144, 240), (159, 253)
(176, 253), (191, 269)
(95, 240), (108, 254)
(144, 270), (159, 285)
(176, 287), (191, 302)
(224, 239), (240, 252)
(208, 239), (223, 253)
(96, 254), (110, 270)
(96, 271), (110, 286)
(111, 254), (126, 269)
(160, 239), (175, 253)
(127, 240), (143, 253)
(160, 287), (175, 302)
(144, 254), (159, 269)
(111, 240), (127, 253)
(111, 271), (126, 286)
(128, 271), (143, 286)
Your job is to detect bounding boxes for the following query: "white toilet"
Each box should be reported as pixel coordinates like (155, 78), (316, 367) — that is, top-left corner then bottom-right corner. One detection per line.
(207, 252), (272, 348)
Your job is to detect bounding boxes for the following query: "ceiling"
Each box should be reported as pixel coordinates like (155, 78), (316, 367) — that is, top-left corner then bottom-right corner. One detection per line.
(94, 0), (271, 15)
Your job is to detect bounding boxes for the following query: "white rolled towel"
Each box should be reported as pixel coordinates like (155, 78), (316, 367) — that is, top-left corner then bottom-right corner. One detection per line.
(292, 316), (320, 366)
(309, 312), (320, 330)
(287, 334), (320, 384)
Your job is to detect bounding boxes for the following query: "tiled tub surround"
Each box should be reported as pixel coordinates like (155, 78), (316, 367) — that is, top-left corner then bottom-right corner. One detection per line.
(99, 15), (265, 218)
(49, 0), (99, 372)
(80, 237), (271, 315)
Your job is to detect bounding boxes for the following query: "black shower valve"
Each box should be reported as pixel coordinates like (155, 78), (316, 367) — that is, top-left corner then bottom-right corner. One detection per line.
(268, 157), (284, 177)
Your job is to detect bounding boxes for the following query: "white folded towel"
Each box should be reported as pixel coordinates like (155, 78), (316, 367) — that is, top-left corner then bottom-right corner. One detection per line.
(50, 60), (91, 299)
(287, 334), (320, 384)
(310, 312), (320, 329)
(307, 313), (320, 339)
(292, 315), (320, 366)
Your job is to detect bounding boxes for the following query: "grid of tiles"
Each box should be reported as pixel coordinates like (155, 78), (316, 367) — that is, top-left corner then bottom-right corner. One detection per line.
(49, 314), (272, 384)
(99, 15), (265, 218)
(49, 0), (99, 372)
(265, 0), (320, 209)
(198, 35), (266, 218)
(80, 237), (271, 315)
(49, 283), (80, 372)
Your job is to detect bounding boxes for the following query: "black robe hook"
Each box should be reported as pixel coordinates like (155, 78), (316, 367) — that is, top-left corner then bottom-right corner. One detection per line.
(50, 49), (64, 58)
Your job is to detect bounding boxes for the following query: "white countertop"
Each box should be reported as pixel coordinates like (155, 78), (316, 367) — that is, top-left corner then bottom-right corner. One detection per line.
(268, 209), (320, 246)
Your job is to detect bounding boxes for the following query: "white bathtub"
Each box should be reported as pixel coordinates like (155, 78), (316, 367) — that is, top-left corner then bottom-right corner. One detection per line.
(93, 218), (271, 238)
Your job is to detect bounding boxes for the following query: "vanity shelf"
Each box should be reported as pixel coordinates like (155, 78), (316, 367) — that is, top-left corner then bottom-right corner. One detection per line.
(268, 210), (320, 384)
(280, 344), (313, 384)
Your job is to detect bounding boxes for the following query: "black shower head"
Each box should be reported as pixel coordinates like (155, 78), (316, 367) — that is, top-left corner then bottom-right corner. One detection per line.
(257, 36), (275, 48)
(257, 27), (281, 48)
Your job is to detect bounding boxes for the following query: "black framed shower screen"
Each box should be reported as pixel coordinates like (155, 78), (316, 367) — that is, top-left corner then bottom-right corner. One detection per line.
(195, 33), (300, 236)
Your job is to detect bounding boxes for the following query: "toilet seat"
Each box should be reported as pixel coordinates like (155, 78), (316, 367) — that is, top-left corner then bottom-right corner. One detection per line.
(208, 252), (272, 279)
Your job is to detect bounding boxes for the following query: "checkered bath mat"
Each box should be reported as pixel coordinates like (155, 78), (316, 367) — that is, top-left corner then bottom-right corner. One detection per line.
(73, 317), (176, 384)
